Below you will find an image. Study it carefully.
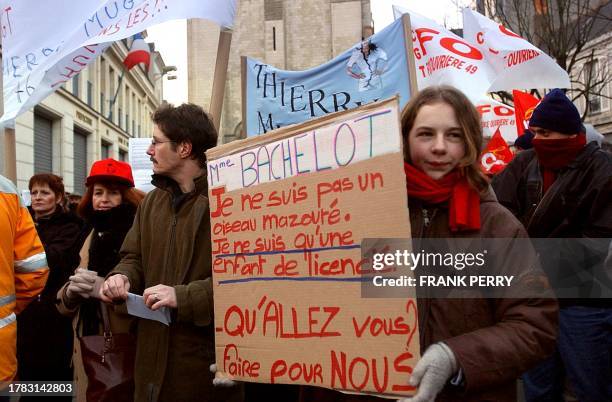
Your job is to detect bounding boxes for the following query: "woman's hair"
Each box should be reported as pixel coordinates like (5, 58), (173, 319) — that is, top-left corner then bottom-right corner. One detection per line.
(77, 178), (145, 220)
(400, 85), (489, 194)
(28, 173), (66, 199)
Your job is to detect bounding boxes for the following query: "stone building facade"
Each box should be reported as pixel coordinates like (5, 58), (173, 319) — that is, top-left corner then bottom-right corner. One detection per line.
(188, 0), (372, 143)
(1, 38), (165, 193)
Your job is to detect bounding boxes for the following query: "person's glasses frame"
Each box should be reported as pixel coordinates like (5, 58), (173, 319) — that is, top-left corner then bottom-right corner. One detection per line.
(150, 139), (176, 147)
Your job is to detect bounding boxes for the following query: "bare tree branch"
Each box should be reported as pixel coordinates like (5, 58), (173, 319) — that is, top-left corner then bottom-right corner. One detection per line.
(484, 0), (611, 119)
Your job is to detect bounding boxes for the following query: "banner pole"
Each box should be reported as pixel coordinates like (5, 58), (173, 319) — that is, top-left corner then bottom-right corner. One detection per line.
(401, 14), (419, 97)
(210, 28), (233, 135)
(240, 56), (246, 138)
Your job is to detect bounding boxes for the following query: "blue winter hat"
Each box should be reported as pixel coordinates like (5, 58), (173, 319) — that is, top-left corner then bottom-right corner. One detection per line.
(529, 89), (583, 135)
(514, 130), (534, 150)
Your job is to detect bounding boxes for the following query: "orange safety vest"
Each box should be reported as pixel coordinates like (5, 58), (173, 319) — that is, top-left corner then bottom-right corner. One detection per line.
(0, 175), (48, 382)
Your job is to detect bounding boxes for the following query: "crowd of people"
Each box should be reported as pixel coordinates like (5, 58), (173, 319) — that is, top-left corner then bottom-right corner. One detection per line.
(0, 87), (610, 402)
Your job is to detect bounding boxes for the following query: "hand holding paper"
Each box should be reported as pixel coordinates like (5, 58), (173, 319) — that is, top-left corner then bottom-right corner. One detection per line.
(100, 274), (130, 303)
(143, 284), (177, 310)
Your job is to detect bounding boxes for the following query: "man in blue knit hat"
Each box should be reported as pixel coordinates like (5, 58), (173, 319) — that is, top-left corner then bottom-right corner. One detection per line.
(493, 89), (612, 401)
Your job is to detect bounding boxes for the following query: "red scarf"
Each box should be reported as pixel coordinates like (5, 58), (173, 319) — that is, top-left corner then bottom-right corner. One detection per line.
(532, 133), (586, 193)
(404, 162), (481, 232)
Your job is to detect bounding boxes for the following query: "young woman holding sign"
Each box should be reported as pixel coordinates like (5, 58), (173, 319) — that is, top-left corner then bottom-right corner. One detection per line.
(299, 86), (559, 402)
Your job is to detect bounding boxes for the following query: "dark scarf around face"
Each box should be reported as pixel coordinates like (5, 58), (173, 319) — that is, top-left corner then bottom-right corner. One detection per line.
(80, 203), (137, 336)
(532, 133), (586, 194)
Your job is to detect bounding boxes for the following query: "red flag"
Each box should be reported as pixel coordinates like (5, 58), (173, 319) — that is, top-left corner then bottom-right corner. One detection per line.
(481, 128), (514, 175)
(512, 90), (540, 137)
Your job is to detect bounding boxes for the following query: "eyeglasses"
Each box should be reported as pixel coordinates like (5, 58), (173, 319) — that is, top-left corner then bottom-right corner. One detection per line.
(150, 139), (175, 147)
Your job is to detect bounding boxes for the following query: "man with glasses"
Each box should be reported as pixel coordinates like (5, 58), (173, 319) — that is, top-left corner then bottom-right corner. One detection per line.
(101, 103), (243, 402)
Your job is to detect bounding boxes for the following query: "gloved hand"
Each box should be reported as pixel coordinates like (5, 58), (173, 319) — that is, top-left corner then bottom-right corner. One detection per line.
(397, 342), (458, 402)
(210, 364), (238, 387)
(66, 268), (97, 299)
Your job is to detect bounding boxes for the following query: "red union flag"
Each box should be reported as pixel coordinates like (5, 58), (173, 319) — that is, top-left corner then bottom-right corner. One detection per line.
(512, 90), (540, 136)
(481, 128), (514, 174)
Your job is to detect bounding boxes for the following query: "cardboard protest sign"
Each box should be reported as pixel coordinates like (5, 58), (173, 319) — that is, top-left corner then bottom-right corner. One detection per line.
(128, 138), (154, 193)
(462, 8), (570, 92)
(0, 0), (236, 123)
(393, 5), (495, 103)
(207, 97), (419, 397)
(476, 97), (517, 143)
(243, 15), (416, 136)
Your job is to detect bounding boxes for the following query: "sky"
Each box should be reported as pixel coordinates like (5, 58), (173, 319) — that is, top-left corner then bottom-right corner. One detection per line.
(146, 0), (467, 105)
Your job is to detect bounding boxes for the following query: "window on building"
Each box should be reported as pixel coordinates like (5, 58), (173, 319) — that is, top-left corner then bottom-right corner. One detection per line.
(585, 60), (602, 114)
(101, 141), (111, 159)
(118, 107), (123, 128)
(34, 114), (53, 173)
(73, 128), (88, 195)
(119, 150), (127, 162)
(273, 26), (276, 51)
(87, 81), (93, 107)
(72, 75), (79, 98)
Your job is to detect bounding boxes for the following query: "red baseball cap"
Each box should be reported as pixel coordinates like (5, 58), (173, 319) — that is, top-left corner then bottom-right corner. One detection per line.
(86, 158), (135, 187)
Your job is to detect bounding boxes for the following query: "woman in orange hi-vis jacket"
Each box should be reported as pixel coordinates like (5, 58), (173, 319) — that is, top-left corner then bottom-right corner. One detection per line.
(0, 175), (49, 386)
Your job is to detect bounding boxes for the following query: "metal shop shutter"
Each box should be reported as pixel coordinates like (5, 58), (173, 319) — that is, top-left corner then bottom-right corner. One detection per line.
(73, 128), (88, 195)
(34, 114), (53, 173)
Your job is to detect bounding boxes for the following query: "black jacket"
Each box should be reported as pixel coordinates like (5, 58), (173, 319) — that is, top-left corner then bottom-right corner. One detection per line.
(17, 207), (85, 381)
(492, 142), (612, 307)
(87, 203), (137, 276)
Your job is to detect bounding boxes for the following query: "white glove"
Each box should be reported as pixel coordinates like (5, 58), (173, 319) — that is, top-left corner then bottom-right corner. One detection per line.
(397, 342), (458, 402)
(210, 364), (238, 387)
(66, 268), (97, 299)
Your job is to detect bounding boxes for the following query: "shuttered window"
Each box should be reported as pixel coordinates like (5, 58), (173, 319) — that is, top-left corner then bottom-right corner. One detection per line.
(73, 128), (88, 195)
(101, 141), (111, 159)
(34, 114), (53, 173)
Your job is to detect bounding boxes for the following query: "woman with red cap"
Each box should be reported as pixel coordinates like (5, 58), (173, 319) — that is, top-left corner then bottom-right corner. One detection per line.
(57, 158), (144, 402)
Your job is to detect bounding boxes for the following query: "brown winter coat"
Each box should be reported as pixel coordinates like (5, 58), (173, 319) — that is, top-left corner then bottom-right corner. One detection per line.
(109, 174), (243, 402)
(300, 189), (558, 402)
(56, 231), (136, 402)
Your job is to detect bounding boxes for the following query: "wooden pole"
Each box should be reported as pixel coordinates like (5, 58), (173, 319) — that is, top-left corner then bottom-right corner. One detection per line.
(240, 56), (247, 138)
(209, 28), (233, 135)
(401, 14), (419, 97)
